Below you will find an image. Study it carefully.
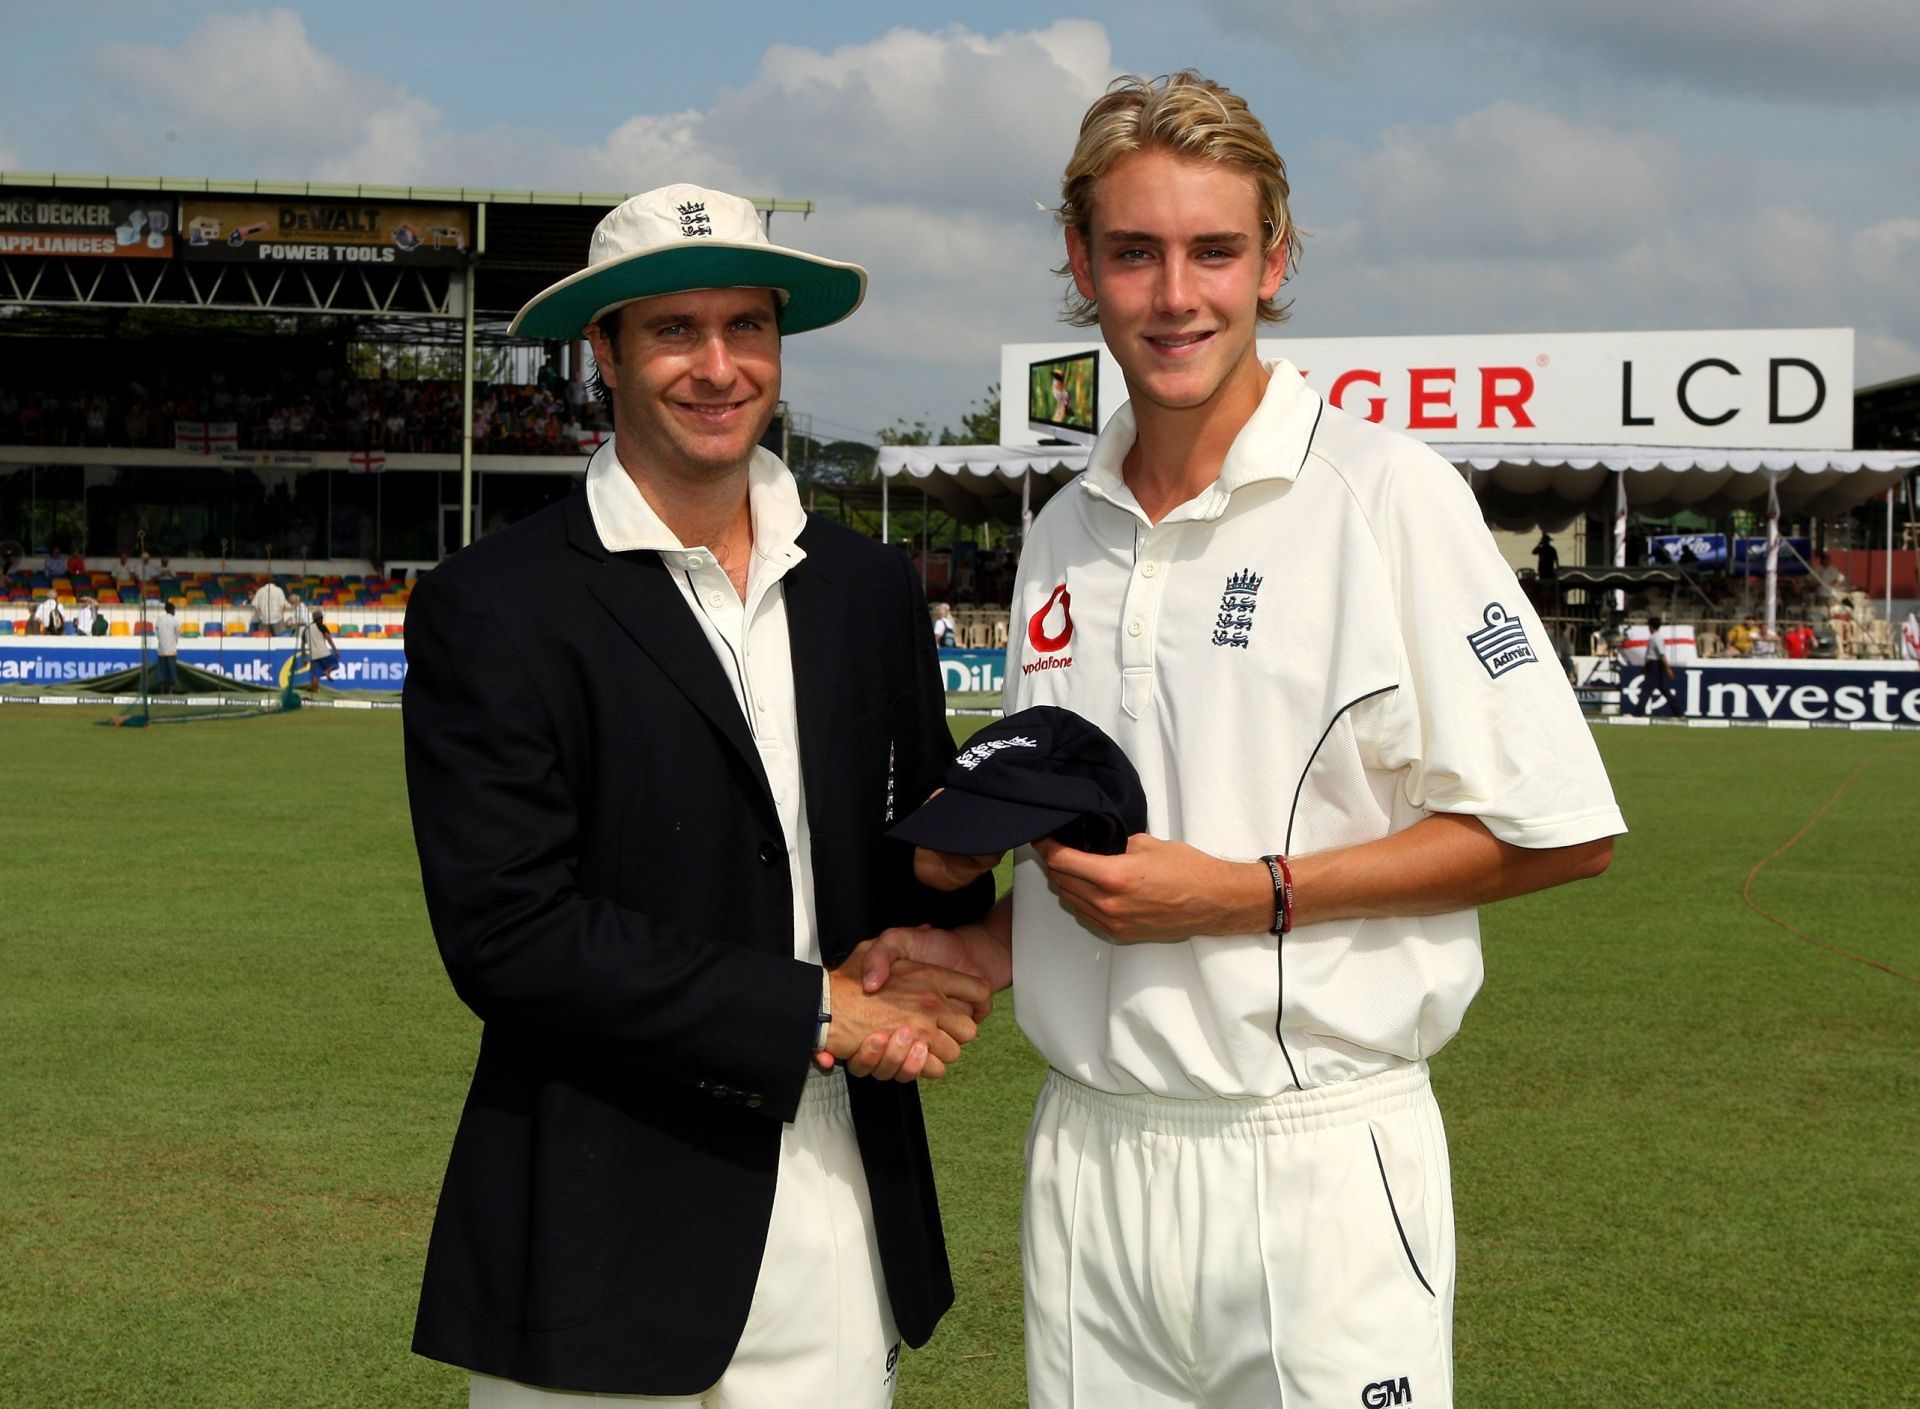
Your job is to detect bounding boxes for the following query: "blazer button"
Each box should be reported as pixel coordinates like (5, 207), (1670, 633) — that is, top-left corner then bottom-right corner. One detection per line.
(758, 843), (778, 866)
(710, 1084), (731, 1100)
(745, 1095), (763, 1109)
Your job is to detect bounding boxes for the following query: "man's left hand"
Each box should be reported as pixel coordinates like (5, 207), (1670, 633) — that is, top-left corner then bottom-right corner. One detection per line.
(1034, 834), (1270, 944)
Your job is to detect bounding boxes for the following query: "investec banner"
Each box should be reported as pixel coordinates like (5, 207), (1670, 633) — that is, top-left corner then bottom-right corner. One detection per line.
(0, 639), (407, 692)
(178, 198), (472, 266)
(1001, 329), (1853, 450)
(1623, 661), (1920, 725)
(0, 191), (175, 258)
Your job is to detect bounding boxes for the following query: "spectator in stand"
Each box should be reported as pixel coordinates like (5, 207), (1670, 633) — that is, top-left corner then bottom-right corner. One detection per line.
(251, 578), (289, 635)
(153, 602), (183, 694)
(1752, 621), (1779, 658)
(43, 546), (63, 577)
(71, 597), (102, 637)
(931, 602), (958, 648)
(1727, 616), (1756, 656)
(286, 592), (313, 632)
(31, 590), (65, 636)
(1532, 531), (1559, 582)
(1783, 621), (1816, 659)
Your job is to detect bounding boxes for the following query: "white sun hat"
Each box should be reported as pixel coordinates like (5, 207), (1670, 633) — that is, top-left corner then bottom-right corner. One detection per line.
(508, 183), (867, 340)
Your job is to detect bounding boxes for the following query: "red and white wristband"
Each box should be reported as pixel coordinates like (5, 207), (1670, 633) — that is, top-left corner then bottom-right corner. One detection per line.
(1261, 853), (1294, 935)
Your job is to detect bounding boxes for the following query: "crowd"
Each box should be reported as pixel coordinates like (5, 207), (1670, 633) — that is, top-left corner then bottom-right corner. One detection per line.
(0, 366), (612, 457)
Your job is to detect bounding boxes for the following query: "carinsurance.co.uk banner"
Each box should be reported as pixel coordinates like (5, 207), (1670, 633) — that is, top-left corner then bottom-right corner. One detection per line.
(0, 639), (406, 692)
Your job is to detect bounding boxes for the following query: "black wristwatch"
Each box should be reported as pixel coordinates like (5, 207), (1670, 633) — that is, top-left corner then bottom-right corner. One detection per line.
(813, 967), (833, 1053)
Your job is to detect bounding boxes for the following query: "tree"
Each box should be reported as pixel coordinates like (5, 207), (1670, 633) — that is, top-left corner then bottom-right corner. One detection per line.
(946, 382), (1000, 446)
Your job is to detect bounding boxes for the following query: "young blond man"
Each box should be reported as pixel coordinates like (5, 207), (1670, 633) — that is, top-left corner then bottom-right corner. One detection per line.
(862, 72), (1625, 1407)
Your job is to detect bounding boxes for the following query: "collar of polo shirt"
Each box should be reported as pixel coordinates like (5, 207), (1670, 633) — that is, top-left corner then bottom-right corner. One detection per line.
(1080, 359), (1324, 522)
(585, 439), (808, 564)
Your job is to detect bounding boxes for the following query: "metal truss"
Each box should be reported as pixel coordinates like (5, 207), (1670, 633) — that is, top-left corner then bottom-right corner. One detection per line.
(0, 255), (455, 317)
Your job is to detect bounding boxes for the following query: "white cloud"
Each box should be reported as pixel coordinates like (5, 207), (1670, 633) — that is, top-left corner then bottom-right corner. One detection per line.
(63, 14), (1113, 435)
(1292, 103), (1920, 388)
(91, 8), (439, 182)
(1207, 0), (1920, 102)
(1324, 103), (1694, 260)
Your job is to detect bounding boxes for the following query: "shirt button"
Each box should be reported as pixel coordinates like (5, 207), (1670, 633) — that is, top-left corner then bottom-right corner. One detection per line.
(1127, 619), (1143, 637)
(1141, 561), (1158, 577)
(758, 842), (778, 865)
(707, 590), (725, 608)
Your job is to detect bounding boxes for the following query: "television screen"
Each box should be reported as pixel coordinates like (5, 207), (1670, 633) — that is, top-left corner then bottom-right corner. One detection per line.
(1028, 351), (1099, 444)
(1647, 533), (1728, 568)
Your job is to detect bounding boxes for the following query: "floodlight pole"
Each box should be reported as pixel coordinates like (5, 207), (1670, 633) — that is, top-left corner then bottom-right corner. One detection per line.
(1887, 485), (1896, 630)
(1764, 475), (1781, 641)
(1611, 470), (1627, 618)
(459, 255), (478, 552)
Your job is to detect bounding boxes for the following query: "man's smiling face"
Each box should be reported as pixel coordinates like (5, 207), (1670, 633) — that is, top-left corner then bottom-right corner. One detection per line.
(586, 286), (782, 482)
(1066, 148), (1287, 420)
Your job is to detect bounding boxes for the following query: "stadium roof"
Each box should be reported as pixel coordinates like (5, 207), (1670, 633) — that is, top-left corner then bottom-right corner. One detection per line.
(0, 172), (816, 321)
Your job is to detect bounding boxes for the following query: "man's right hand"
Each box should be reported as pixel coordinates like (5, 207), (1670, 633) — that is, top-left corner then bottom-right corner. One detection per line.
(820, 957), (991, 1082)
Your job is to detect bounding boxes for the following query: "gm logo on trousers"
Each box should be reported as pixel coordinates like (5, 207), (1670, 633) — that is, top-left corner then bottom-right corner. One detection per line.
(1361, 1377), (1413, 1407)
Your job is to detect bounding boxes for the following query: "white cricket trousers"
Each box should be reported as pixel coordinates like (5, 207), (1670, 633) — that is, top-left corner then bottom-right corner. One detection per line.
(1024, 1062), (1454, 1409)
(472, 1067), (900, 1409)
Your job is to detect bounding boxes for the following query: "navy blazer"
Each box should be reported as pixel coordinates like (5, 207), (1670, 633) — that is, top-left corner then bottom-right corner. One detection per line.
(402, 488), (991, 1394)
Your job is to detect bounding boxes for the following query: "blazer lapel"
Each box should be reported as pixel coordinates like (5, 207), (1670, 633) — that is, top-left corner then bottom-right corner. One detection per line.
(782, 530), (856, 842)
(572, 500), (774, 810)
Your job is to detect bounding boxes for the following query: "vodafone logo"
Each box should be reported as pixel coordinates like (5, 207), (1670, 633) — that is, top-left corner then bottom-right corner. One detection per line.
(1028, 582), (1073, 653)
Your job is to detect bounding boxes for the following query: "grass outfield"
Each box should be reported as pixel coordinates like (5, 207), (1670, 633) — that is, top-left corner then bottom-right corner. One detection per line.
(1, 708), (1915, 1407)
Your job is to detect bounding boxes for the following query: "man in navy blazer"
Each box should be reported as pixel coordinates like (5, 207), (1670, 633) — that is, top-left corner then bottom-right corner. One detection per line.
(402, 184), (995, 1407)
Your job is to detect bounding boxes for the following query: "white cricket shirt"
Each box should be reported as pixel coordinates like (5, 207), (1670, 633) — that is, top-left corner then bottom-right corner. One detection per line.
(585, 440), (821, 968)
(1005, 362), (1625, 1099)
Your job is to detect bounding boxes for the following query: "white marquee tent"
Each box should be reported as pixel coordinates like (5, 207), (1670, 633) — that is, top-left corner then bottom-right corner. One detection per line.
(875, 441), (1920, 535)
(876, 441), (1920, 631)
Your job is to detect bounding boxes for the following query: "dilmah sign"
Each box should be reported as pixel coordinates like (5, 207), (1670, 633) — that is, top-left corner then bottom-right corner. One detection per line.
(1623, 665), (1920, 725)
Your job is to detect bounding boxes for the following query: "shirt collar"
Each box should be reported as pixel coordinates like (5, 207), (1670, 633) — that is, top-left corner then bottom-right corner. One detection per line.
(1079, 359), (1322, 520)
(586, 438), (809, 564)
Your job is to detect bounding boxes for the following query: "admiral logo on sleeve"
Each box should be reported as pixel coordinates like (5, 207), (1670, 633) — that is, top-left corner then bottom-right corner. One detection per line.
(1467, 603), (1537, 678)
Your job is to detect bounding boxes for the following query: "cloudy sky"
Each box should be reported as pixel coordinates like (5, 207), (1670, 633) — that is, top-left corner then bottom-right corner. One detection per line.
(3, 1), (1916, 445)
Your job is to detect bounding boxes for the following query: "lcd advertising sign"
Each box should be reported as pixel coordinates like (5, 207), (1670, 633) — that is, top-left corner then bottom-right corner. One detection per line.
(1001, 329), (1854, 451)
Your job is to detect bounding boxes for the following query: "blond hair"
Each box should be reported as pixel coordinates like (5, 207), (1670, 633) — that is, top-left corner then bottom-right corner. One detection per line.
(1055, 70), (1303, 327)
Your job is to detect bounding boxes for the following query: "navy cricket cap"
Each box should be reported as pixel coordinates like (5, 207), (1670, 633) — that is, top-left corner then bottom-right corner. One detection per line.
(887, 705), (1147, 856)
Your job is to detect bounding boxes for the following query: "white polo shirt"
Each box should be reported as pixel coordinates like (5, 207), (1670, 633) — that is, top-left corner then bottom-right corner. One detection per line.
(1005, 362), (1625, 1099)
(585, 439), (821, 969)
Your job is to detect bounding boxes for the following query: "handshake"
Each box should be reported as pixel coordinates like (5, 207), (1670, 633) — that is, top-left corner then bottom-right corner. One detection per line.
(813, 909), (1008, 1083)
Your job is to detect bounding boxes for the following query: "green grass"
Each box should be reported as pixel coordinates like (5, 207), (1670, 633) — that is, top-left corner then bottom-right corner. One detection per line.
(1, 710), (1915, 1407)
